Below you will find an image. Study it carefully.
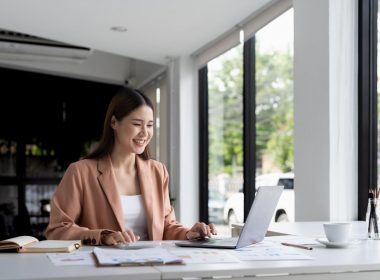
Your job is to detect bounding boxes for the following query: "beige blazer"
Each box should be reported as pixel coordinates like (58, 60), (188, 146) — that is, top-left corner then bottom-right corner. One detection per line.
(45, 155), (189, 245)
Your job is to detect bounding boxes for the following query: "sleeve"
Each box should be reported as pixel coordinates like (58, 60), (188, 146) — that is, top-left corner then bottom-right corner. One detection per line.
(161, 163), (190, 240)
(44, 163), (114, 245)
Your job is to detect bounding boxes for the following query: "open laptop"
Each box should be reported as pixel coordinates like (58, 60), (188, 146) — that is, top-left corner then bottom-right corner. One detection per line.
(175, 185), (283, 249)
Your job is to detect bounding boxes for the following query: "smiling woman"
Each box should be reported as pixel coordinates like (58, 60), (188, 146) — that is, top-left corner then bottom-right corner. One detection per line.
(45, 86), (217, 245)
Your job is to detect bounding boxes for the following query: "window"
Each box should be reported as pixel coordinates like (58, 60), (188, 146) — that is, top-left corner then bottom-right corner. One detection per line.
(255, 9), (294, 220)
(206, 45), (243, 234)
(255, 9), (294, 178)
(199, 9), (294, 235)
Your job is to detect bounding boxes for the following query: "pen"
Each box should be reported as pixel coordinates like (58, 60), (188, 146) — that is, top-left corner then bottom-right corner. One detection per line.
(281, 242), (313, 250)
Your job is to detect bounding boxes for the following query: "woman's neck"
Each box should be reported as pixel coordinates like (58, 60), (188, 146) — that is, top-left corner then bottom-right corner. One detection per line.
(110, 148), (136, 174)
(110, 149), (140, 195)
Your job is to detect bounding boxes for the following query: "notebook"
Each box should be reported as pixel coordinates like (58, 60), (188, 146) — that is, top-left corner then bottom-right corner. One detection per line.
(0, 236), (81, 253)
(175, 185), (283, 249)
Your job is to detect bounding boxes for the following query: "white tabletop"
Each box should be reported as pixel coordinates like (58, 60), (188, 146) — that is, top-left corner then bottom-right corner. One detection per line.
(0, 247), (160, 280)
(0, 222), (378, 280)
(156, 221), (380, 280)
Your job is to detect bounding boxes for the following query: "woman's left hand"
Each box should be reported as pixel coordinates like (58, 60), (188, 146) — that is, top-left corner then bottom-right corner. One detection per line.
(186, 222), (217, 240)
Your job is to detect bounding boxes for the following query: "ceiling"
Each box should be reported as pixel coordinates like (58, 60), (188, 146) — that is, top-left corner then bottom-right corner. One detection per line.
(0, 0), (272, 65)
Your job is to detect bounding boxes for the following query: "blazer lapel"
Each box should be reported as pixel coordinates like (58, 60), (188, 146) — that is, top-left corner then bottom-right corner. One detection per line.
(97, 155), (125, 231)
(136, 156), (154, 240)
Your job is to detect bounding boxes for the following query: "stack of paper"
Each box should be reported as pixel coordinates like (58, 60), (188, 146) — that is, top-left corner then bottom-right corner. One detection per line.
(93, 247), (184, 266)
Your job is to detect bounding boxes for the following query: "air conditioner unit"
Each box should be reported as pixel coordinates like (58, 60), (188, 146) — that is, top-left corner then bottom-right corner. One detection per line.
(0, 29), (93, 63)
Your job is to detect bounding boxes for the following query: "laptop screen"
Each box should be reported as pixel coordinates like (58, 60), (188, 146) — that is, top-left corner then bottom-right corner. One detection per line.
(174, 185), (283, 249)
(236, 185), (284, 248)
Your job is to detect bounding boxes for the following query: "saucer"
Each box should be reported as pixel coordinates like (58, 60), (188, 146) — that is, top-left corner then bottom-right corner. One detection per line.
(316, 238), (360, 248)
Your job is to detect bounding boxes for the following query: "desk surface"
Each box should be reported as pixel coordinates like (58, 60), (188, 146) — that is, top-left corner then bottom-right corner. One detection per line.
(158, 221), (380, 279)
(0, 222), (379, 280)
(0, 247), (160, 280)
(158, 239), (380, 279)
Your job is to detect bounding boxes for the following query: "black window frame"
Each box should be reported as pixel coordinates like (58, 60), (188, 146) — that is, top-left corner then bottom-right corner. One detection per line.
(358, 0), (378, 220)
(198, 66), (209, 223)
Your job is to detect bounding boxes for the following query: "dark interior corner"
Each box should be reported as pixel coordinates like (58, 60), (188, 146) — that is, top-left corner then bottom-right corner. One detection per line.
(0, 67), (120, 239)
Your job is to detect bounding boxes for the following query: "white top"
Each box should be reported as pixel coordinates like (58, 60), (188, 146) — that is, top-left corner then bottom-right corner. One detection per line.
(120, 195), (148, 240)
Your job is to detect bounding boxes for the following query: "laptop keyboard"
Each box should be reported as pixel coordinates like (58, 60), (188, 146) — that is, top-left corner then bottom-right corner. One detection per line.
(190, 237), (238, 244)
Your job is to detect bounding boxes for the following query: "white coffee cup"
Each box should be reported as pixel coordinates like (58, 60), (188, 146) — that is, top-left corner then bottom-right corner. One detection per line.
(323, 222), (352, 243)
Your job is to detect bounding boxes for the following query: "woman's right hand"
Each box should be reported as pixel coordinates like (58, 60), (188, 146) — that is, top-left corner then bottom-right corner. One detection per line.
(186, 222), (217, 240)
(101, 230), (140, 245)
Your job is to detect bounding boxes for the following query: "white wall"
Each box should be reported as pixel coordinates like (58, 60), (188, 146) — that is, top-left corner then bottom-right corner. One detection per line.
(294, 0), (330, 221)
(168, 56), (199, 226)
(294, 0), (357, 221)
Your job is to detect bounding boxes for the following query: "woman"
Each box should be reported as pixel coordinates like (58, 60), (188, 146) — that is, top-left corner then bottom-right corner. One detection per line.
(45, 87), (216, 245)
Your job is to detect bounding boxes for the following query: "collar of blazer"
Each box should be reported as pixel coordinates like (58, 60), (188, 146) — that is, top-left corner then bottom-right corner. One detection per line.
(96, 154), (154, 239)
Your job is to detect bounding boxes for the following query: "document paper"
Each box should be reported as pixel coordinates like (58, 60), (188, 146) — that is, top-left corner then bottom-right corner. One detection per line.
(93, 247), (183, 266)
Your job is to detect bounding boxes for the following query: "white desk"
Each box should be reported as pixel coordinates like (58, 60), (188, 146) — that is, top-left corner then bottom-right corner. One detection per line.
(157, 221), (380, 280)
(1, 222), (379, 280)
(158, 242), (380, 279)
(0, 247), (160, 280)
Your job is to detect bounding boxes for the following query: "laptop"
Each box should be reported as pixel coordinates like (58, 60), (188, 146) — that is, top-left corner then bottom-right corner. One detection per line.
(175, 185), (283, 249)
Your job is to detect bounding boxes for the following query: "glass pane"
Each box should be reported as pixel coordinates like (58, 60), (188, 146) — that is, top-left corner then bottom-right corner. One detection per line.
(25, 141), (62, 178)
(0, 185), (18, 212)
(207, 44), (244, 236)
(0, 185), (18, 239)
(26, 184), (57, 239)
(0, 139), (16, 176)
(255, 9), (294, 222)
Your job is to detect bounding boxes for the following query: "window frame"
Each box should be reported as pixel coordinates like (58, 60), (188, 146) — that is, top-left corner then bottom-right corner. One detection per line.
(358, 0), (378, 220)
(243, 37), (256, 220)
(198, 66), (210, 223)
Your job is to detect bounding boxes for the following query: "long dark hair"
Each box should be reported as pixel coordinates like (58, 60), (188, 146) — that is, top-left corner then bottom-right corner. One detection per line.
(85, 86), (154, 160)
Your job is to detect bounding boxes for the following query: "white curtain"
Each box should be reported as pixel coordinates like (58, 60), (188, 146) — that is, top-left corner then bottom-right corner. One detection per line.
(329, 0), (358, 221)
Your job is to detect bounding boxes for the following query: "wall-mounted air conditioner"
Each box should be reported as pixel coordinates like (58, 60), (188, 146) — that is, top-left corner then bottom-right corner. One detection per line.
(0, 29), (93, 63)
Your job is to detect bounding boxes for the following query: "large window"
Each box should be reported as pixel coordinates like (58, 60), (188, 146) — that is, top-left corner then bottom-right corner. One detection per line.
(255, 10), (294, 221)
(201, 9), (294, 235)
(207, 45), (243, 235)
